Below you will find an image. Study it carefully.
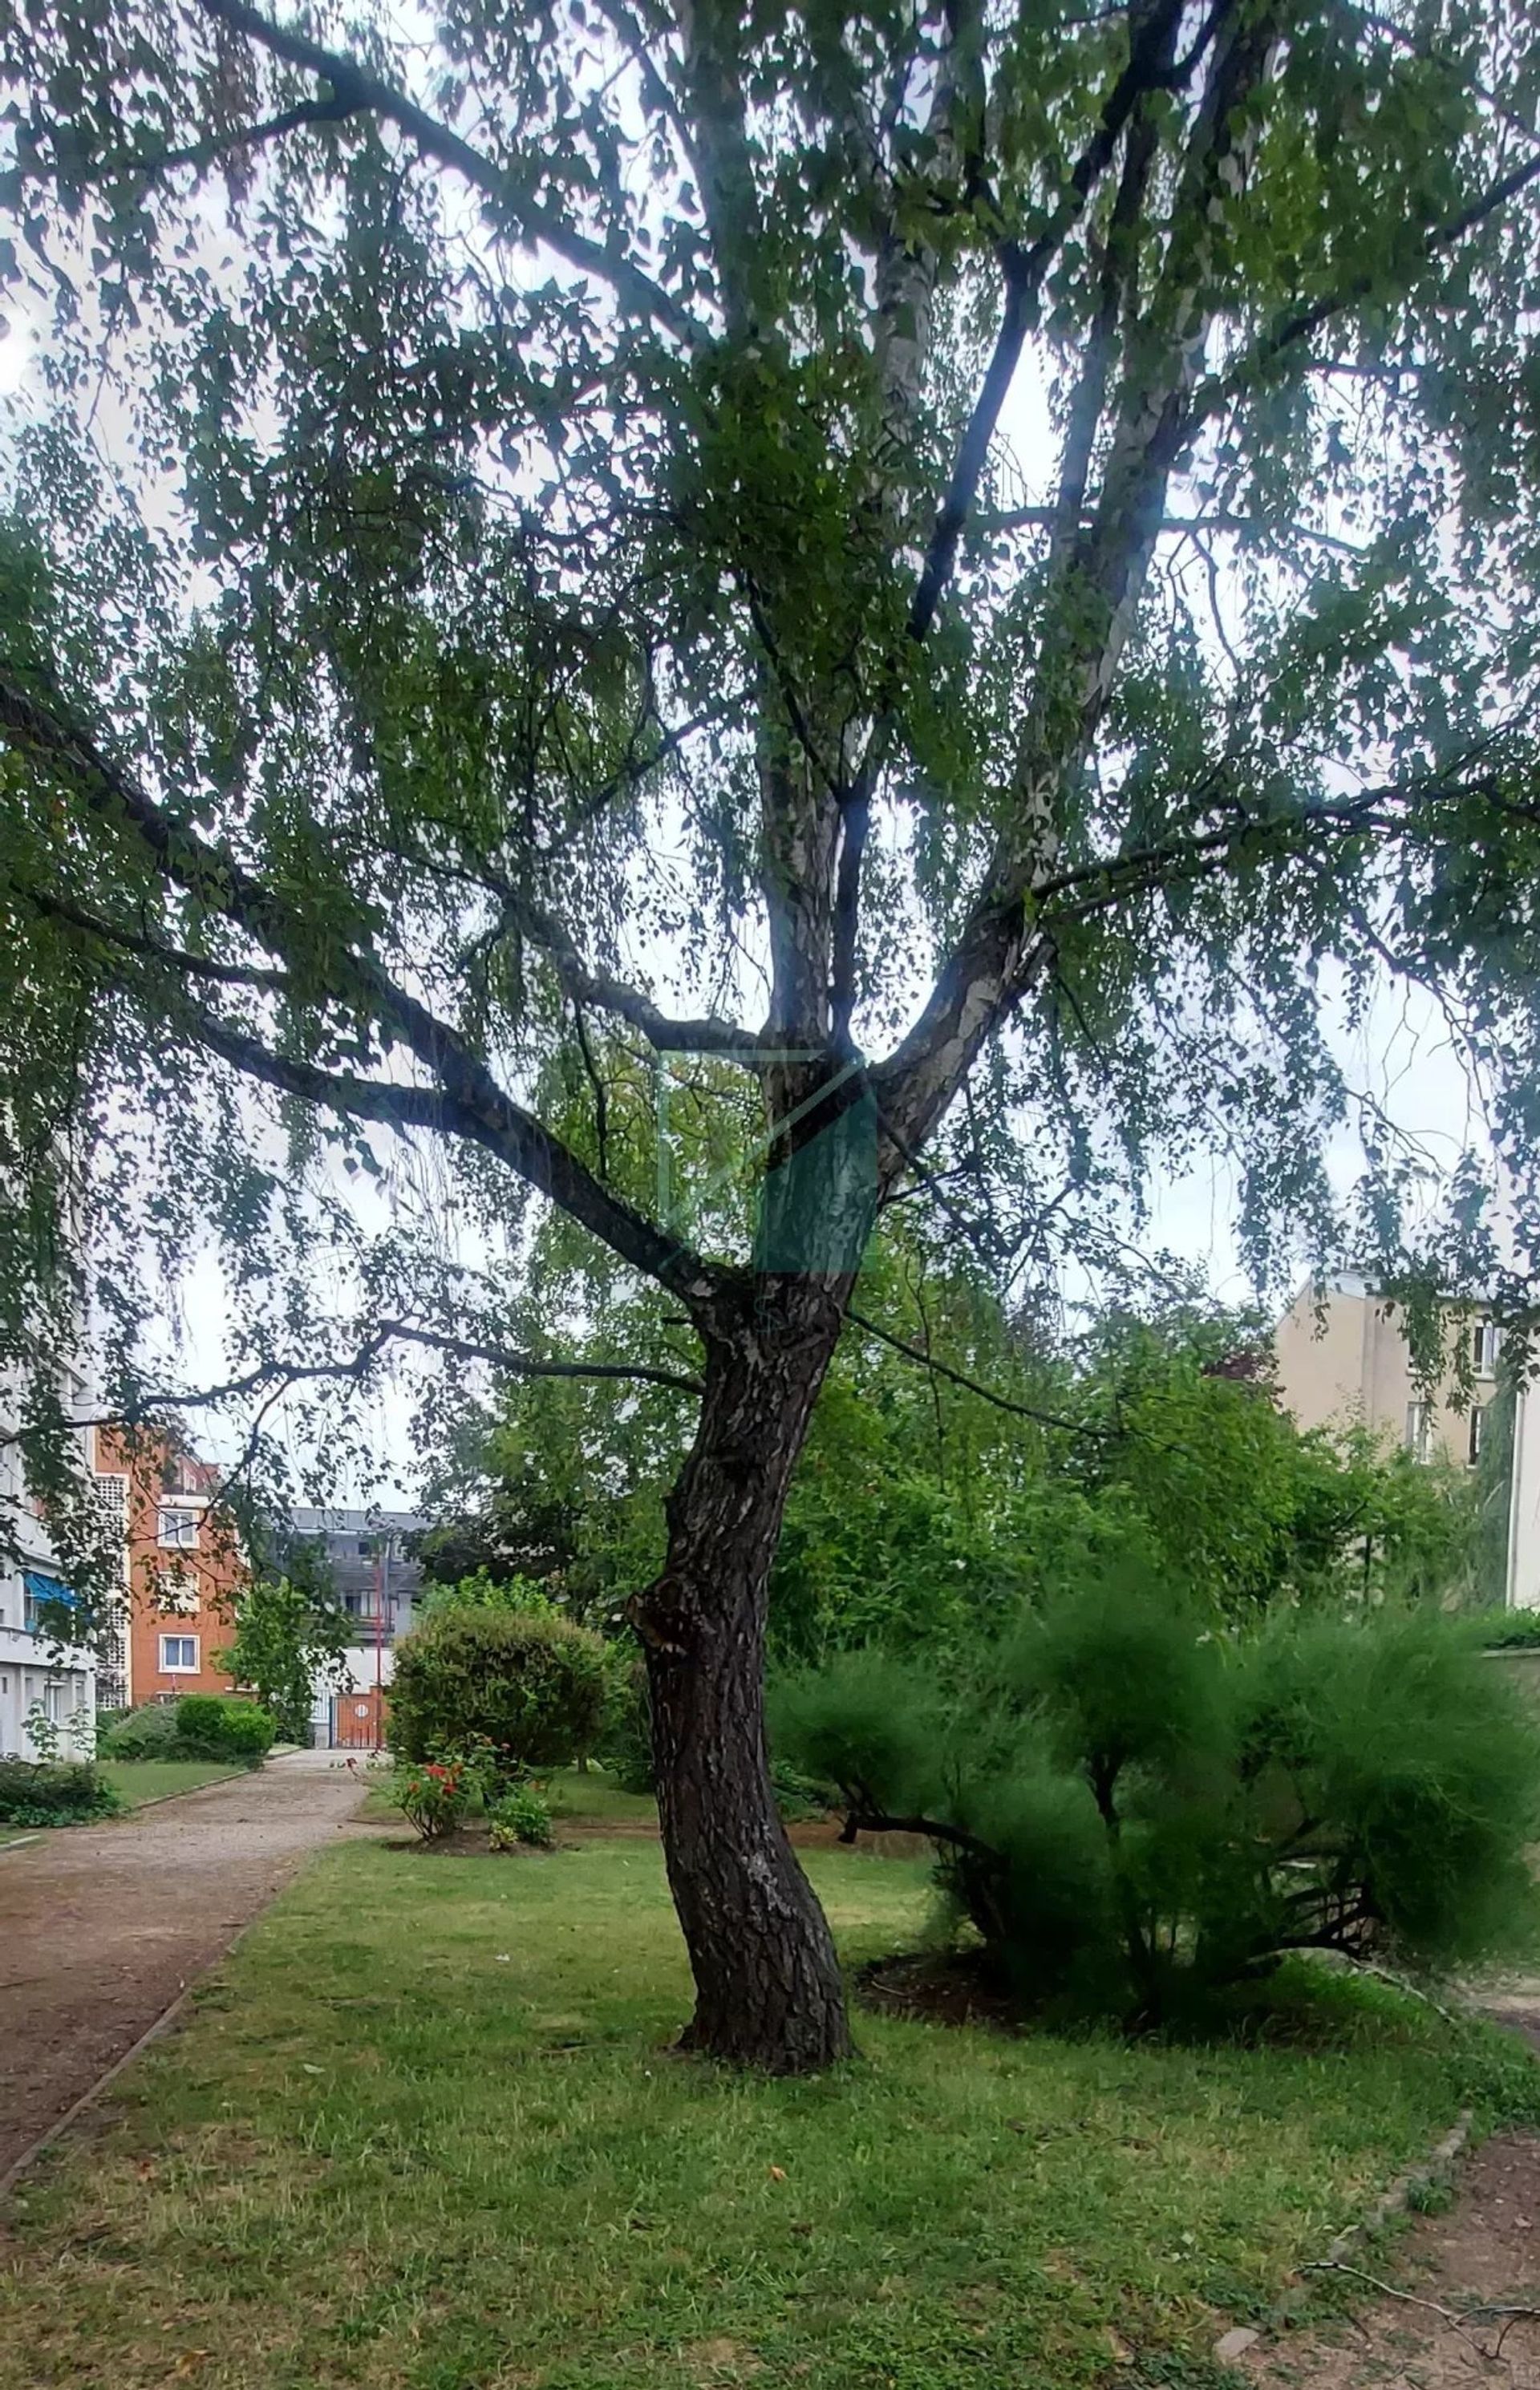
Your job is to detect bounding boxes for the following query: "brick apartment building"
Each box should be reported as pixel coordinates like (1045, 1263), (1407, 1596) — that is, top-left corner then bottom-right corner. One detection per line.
(91, 1428), (247, 1707)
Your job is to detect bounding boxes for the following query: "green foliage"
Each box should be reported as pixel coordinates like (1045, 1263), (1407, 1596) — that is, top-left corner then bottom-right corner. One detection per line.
(392, 1754), (475, 1842)
(217, 1573), (352, 1743)
(0, 1757), (120, 1825)
(769, 1761), (831, 1822)
(595, 1650), (654, 1794)
(449, 1274), (1481, 1673)
(415, 1570), (561, 1625)
(102, 1696), (274, 1766)
(1068, 1315), (1479, 1618)
(1471, 1607), (1540, 1648)
(95, 1702), (185, 1760)
(774, 1589), (1540, 2026)
(488, 1782), (555, 1849)
(389, 1607), (607, 1776)
(172, 1695), (276, 1764)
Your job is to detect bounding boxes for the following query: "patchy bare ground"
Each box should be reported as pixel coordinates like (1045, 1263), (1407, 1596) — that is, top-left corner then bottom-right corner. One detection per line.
(0, 1756), (376, 2178)
(1243, 2002), (1540, 2390)
(1240, 2131), (1540, 2388)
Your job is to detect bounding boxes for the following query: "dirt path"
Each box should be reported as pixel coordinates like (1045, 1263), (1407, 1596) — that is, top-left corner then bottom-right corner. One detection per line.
(1240, 2132), (1540, 2388)
(0, 1755), (375, 2178)
(1242, 2004), (1540, 2390)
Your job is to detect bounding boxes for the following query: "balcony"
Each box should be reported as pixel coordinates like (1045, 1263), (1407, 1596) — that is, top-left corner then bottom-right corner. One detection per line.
(342, 1610), (394, 1648)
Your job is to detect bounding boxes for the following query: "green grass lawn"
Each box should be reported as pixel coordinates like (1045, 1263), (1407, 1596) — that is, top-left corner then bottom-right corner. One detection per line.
(99, 1759), (249, 1809)
(2, 1829), (1536, 2390)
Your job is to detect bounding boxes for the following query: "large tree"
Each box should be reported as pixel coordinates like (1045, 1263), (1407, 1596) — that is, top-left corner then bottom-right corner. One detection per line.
(4, 0), (1540, 2069)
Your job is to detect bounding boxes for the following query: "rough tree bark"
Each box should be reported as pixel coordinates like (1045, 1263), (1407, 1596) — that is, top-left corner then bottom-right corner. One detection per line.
(635, 1278), (851, 2072)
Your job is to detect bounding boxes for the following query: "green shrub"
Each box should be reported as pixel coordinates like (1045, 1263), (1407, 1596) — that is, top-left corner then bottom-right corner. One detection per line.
(95, 1701), (184, 1760)
(770, 1760), (830, 1821)
(596, 1651), (654, 1792)
(392, 1753), (475, 1841)
(389, 1607), (606, 1774)
(773, 1582), (1540, 2027)
(1473, 1606), (1540, 1650)
(174, 1695), (276, 1763)
(0, 1758), (120, 1825)
(488, 1782), (554, 1849)
(416, 1570), (561, 1624)
(99, 1696), (274, 1765)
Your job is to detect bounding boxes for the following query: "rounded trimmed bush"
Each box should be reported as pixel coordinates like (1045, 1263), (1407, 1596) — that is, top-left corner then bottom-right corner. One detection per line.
(174, 1694), (276, 1762)
(388, 1606), (606, 1774)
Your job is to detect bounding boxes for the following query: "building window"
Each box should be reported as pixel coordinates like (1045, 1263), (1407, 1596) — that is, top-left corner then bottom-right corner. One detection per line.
(43, 1679), (63, 1725)
(157, 1507), (200, 1549)
(22, 1572), (76, 1635)
(159, 1634), (199, 1673)
(1405, 1401), (1433, 1463)
(1469, 1406), (1486, 1467)
(1473, 1319), (1502, 1379)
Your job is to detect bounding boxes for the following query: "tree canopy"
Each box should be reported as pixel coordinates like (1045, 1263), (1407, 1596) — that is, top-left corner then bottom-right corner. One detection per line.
(5, 0), (1540, 2068)
(3, 0), (1540, 1430)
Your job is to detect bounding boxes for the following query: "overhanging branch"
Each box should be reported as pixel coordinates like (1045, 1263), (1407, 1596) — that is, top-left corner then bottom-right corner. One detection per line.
(192, 0), (705, 348)
(0, 1323), (703, 1447)
(0, 675), (717, 1306)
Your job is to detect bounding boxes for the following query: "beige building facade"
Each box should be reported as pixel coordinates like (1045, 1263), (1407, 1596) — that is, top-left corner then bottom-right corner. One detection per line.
(1272, 1277), (1534, 1606)
(1272, 1278), (1497, 1472)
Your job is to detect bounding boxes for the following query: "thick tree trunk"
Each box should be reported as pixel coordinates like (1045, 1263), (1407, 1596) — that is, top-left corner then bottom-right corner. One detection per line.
(634, 1283), (851, 2073)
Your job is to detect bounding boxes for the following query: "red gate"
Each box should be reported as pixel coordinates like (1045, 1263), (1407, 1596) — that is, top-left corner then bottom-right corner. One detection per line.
(330, 1687), (387, 1749)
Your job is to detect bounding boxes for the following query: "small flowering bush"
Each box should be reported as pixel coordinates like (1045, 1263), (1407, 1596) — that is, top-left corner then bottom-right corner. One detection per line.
(488, 1782), (553, 1850)
(393, 1753), (474, 1841)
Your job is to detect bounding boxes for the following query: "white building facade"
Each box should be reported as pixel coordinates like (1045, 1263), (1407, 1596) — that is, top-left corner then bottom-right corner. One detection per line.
(290, 1506), (424, 1748)
(0, 1381), (99, 1759)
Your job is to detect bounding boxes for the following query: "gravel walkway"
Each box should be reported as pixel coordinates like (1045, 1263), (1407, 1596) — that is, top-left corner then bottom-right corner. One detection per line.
(0, 1756), (376, 2177)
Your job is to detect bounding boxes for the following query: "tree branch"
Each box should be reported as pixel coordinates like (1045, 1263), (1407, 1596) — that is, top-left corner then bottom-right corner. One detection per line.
(845, 1302), (1109, 1436)
(0, 1323), (704, 1448)
(906, 0), (1197, 642)
(1194, 146), (1540, 420)
(983, 505), (1367, 557)
(16, 94), (362, 188)
(509, 887), (763, 1059)
(192, 0), (705, 348)
(881, 0), (1279, 1161)
(0, 675), (718, 1306)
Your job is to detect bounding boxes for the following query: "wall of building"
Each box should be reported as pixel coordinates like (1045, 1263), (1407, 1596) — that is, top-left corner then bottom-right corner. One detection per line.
(1272, 1280), (1496, 1468)
(0, 1383), (97, 1756)
(95, 1429), (245, 1704)
(290, 1507), (423, 1746)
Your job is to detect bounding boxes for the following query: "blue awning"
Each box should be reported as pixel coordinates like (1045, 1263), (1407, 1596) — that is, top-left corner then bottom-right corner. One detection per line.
(22, 1570), (77, 1610)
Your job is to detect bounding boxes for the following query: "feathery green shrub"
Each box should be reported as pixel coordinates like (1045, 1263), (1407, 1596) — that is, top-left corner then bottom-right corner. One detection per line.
(772, 1580), (1540, 2026)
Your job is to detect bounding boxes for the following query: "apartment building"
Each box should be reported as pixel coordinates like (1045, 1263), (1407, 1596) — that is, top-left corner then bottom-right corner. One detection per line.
(0, 1373), (98, 1758)
(1273, 1276), (1501, 1468)
(290, 1505), (424, 1748)
(1272, 1276), (1538, 1607)
(91, 1429), (246, 1706)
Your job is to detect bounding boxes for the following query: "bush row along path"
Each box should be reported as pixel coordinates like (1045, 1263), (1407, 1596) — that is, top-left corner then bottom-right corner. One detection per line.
(0, 1750), (379, 2178)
